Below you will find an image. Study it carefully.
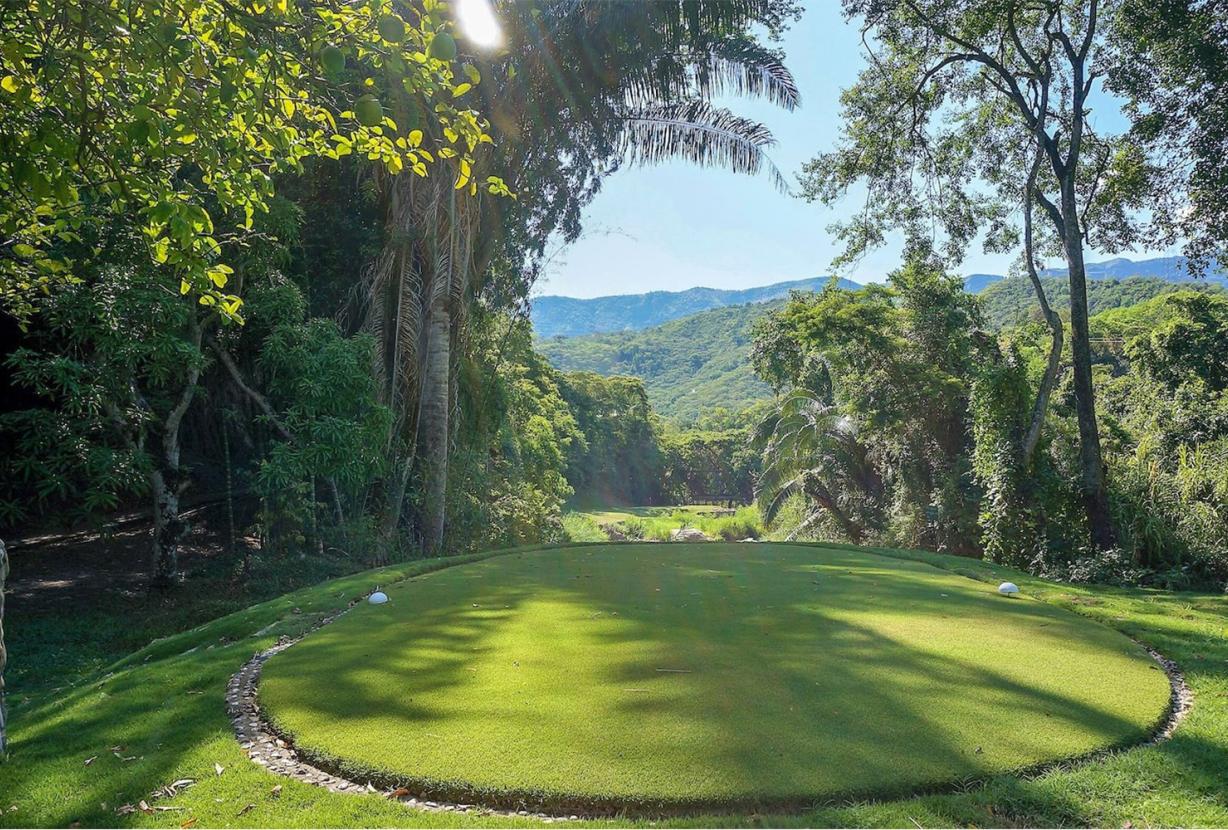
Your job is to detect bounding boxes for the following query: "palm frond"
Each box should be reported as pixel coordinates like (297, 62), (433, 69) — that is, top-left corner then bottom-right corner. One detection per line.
(692, 38), (800, 111)
(620, 100), (788, 192)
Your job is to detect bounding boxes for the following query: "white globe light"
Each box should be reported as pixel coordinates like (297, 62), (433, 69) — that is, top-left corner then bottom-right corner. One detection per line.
(998, 582), (1020, 596)
(457, 0), (503, 49)
(368, 591), (389, 604)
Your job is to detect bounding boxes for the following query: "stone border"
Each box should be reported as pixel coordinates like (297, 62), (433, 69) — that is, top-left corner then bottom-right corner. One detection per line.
(225, 598), (576, 822)
(225, 591), (1194, 820)
(1141, 645), (1193, 744)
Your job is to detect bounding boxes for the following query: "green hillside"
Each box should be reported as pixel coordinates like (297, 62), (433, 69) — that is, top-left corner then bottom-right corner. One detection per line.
(542, 275), (1228, 424)
(538, 301), (777, 422)
(980, 275), (1225, 328)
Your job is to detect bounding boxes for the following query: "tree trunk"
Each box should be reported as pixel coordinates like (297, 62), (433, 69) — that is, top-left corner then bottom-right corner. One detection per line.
(1060, 186), (1116, 549)
(148, 316), (202, 590)
(1022, 168), (1063, 462)
(1, 538), (8, 756)
(804, 474), (864, 544)
(149, 469), (186, 590)
(419, 290), (451, 556)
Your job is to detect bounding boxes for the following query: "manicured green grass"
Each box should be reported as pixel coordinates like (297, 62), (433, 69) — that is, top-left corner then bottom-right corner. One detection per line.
(259, 544), (1169, 812)
(571, 505), (762, 541)
(2, 542), (1226, 828)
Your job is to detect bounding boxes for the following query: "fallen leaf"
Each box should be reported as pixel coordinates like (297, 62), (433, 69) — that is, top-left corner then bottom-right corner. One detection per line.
(138, 800), (153, 815)
(270, 785), (282, 798)
(153, 778), (196, 799)
(115, 805), (136, 816)
(181, 818), (197, 828)
(214, 762), (224, 777)
(83, 756), (97, 766)
(387, 788), (411, 799)
(237, 804), (256, 816)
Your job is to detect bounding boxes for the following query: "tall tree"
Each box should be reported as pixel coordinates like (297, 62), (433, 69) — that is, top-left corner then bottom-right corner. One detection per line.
(800, 0), (1143, 549)
(358, 0), (801, 554)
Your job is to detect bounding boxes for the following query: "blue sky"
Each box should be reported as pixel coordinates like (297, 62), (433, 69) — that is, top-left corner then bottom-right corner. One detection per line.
(535, 3), (1170, 299)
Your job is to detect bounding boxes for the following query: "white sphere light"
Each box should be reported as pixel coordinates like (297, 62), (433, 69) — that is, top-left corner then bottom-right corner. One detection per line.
(998, 581), (1020, 596)
(368, 591), (389, 605)
(456, 0), (502, 49)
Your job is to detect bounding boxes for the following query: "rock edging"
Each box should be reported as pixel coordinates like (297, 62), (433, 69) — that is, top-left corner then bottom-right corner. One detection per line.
(224, 599), (576, 822)
(225, 593), (1193, 820)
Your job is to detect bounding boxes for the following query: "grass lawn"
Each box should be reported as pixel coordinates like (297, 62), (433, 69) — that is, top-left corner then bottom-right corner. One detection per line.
(1, 542), (1225, 827)
(259, 544), (1169, 812)
(565, 506), (761, 542)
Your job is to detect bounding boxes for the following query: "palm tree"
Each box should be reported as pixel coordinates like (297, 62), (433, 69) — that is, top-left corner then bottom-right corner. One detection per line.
(754, 388), (884, 543)
(364, 0), (801, 556)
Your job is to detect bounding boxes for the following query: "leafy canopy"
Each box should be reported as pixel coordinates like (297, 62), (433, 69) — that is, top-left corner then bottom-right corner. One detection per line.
(0, 0), (501, 320)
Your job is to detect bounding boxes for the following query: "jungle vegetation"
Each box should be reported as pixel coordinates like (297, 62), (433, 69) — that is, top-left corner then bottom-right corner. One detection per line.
(1, 0), (1227, 765)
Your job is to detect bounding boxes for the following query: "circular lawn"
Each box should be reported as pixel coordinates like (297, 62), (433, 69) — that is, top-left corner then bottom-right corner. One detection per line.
(258, 543), (1171, 813)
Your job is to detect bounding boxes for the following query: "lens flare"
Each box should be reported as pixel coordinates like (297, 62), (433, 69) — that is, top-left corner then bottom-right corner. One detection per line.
(457, 0), (502, 49)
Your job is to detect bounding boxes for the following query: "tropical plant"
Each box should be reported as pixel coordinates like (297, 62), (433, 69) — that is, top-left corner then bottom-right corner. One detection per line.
(353, 0), (801, 555)
(754, 388), (883, 543)
(753, 262), (984, 551)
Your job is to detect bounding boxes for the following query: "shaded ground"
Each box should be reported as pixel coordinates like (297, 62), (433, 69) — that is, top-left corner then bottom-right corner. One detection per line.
(4, 501), (372, 700)
(8, 501), (241, 608)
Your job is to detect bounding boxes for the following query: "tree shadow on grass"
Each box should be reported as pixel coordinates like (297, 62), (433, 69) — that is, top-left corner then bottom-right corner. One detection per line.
(257, 544), (1172, 814)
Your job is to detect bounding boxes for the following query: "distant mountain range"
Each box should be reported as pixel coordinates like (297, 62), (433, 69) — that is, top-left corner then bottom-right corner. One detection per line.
(966, 256), (1226, 295)
(531, 276), (859, 339)
(533, 256), (1226, 339)
(539, 257), (1227, 423)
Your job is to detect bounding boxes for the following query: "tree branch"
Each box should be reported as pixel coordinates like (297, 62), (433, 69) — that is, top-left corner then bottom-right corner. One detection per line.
(209, 341), (295, 443)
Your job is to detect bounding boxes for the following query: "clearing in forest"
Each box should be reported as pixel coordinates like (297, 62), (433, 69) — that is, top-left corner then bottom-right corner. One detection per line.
(259, 543), (1170, 813)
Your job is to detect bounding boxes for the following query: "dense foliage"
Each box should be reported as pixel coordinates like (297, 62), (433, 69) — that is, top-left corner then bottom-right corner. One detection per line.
(753, 272), (1228, 588)
(980, 275), (1225, 329)
(753, 261), (982, 552)
(0, 0), (800, 574)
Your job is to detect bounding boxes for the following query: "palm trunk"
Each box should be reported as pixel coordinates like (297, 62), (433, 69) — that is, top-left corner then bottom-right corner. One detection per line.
(419, 290), (451, 556)
(1060, 185), (1116, 549)
(804, 474), (864, 544)
(0, 538), (8, 756)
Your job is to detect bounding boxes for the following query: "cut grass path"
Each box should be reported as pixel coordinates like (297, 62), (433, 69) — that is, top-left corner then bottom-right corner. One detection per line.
(259, 544), (1168, 813)
(0, 543), (1224, 827)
